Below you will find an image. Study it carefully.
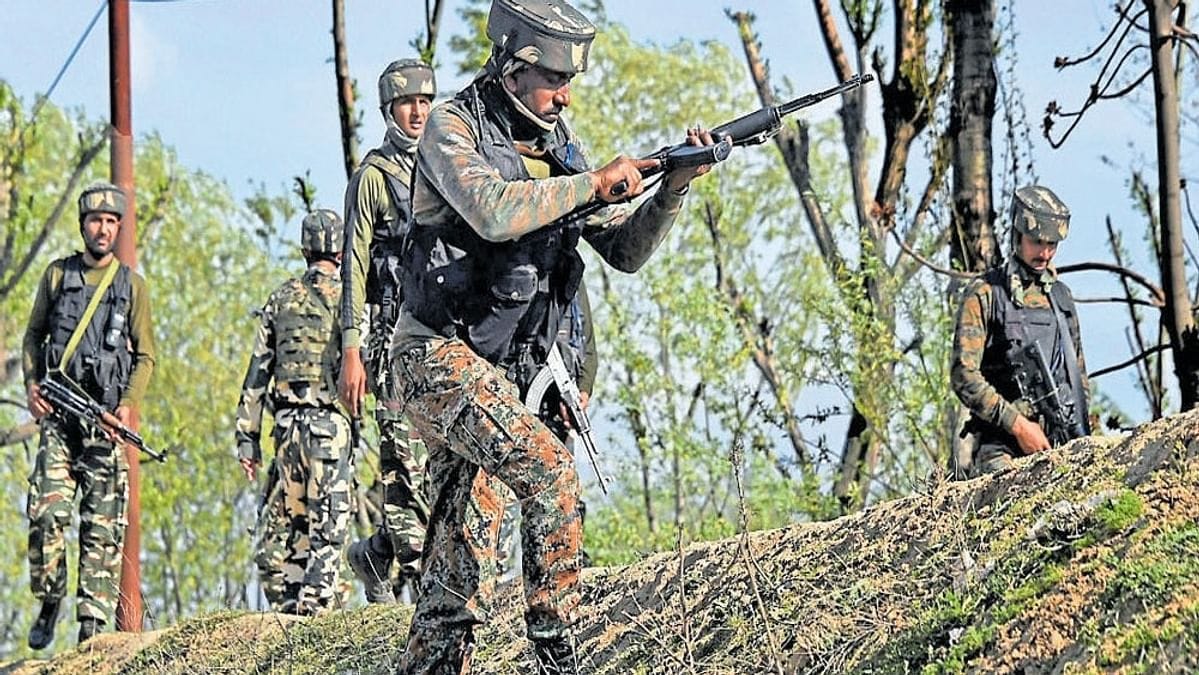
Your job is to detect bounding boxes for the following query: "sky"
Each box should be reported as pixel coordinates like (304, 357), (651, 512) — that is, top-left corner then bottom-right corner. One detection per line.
(0, 0), (1186, 429)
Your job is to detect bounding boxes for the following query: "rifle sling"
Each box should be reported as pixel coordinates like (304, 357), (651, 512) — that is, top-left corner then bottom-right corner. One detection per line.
(58, 260), (120, 372)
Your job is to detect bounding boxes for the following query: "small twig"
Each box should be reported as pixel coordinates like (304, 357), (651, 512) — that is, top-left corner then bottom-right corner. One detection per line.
(1089, 343), (1171, 379)
(886, 223), (973, 279)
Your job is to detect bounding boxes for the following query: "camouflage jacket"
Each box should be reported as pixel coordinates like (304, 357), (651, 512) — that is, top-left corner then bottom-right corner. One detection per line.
(950, 258), (1090, 434)
(235, 263), (344, 456)
(396, 77), (687, 354)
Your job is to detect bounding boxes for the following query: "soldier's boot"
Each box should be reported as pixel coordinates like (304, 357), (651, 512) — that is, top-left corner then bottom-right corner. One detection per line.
(533, 636), (579, 675)
(77, 618), (102, 644)
(28, 599), (61, 650)
(347, 537), (394, 604)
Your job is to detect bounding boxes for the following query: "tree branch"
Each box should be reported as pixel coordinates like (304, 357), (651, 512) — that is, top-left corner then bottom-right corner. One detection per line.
(1089, 343), (1171, 379)
(0, 131), (107, 302)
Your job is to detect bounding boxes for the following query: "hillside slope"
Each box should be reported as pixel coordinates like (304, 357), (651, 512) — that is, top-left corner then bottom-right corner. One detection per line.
(6, 411), (1199, 674)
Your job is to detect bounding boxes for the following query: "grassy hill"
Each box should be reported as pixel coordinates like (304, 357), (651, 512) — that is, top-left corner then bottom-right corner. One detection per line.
(6, 411), (1199, 674)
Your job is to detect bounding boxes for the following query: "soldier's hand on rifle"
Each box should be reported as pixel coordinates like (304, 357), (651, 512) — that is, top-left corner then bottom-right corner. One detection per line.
(97, 408), (128, 446)
(339, 347), (368, 417)
(26, 381), (53, 419)
(1012, 414), (1051, 455)
(590, 156), (658, 202)
(558, 390), (589, 430)
(664, 126), (717, 193)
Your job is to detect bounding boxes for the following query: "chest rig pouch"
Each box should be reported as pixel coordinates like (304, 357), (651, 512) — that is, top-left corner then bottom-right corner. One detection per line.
(979, 268), (1087, 440)
(46, 255), (133, 410)
(401, 79), (590, 366)
(273, 276), (340, 400)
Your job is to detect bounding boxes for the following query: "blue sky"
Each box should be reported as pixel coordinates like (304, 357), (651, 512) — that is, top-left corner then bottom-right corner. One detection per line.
(0, 1), (1183, 423)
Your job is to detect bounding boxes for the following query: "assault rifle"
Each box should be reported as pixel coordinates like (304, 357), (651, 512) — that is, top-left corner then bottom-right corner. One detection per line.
(523, 343), (610, 494)
(39, 375), (169, 462)
(1015, 342), (1090, 447)
(612, 73), (874, 196)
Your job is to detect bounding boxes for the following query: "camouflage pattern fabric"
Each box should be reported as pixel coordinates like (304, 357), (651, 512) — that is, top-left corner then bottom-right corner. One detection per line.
(392, 337), (582, 674)
(27, 418), (128, 625)
(235, 263), (351, 613)
(950, 258), (1089, 475)
(273, 407), (354, 614)
(252, 460), (292, 610)
(366, 324), (429, 583)
(1011, 185), (1070, 242)
(487, 0), (596, 74)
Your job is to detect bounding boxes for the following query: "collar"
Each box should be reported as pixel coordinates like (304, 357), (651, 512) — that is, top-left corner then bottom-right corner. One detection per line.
(1005, 257), (1056, 306)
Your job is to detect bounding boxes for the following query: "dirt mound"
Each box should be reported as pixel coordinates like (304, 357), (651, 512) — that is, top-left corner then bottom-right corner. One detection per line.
(6, 412), (1198, 673)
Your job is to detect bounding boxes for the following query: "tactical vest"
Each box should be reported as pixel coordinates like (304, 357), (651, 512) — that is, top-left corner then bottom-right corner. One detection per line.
(45, 255), (134, 410)
(401, 78), (590, 366)
(978, 266), (1089, 441)
(358, 151), (414, 313)
(272, 275), (341, 399)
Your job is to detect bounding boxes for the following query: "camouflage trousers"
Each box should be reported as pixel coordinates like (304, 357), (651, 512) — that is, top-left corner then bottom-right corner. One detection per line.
(392, 337), (582, 675)
(26, 417), (129, 624)
(253, 459), (290, 609)
(971, 440), (1018, 476)
(367, 325), (429, 583)
(262, 406), (354, 614)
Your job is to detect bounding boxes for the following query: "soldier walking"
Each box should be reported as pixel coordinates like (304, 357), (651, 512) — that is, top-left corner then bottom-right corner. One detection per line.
(339, 59), (437, 604)
(22, 182), (156, 648)
(951, 185), (1092, 476)
(390, 1), (714, 672)
(235, 210), (354, 615)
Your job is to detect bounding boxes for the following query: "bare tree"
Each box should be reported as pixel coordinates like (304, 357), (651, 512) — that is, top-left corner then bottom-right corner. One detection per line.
(1044, 0), (1199, 410)
(331, 0), (360, 180)
(730, 0), (954, 510)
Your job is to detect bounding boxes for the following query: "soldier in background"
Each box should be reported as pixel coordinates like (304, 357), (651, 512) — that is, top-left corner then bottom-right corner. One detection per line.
(236, 210), (354, 615)
(951, 185), (1091, 476)
(339, 58), (436, 604)
(22, 182), (156, 648)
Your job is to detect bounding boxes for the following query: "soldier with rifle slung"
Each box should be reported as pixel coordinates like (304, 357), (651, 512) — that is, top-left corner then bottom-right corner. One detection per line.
(22, 182), (157, 649)
(951, 185), (1092, 476)
(235, 210), (354, 616)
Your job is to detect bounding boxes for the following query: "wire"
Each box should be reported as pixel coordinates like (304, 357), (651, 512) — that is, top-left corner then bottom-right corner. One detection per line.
(32, 0), (107, 122)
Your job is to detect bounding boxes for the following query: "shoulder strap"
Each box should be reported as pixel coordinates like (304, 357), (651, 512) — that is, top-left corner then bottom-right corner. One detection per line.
(364, 153), (412, 189)
(57, 260), (120, 371)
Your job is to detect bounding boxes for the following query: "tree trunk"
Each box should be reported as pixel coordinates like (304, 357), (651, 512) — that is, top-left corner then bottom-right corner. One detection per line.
(947, 0), (999, 273)
(332, 0), (359, 180)
(1146, 0), (1199, 409)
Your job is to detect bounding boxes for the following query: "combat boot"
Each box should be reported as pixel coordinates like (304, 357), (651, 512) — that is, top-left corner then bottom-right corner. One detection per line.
(27, 599), (61, 650)
(347, 538), (394, 604)
(533, 636), (579, 675)
(77, 617), (102, 644)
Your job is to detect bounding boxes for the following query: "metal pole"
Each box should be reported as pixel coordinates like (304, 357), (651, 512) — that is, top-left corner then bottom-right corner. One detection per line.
(109, 0), (143, 633)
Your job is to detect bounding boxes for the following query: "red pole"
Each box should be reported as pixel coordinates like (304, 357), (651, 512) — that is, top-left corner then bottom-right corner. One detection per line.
(109, 0), (143, 633)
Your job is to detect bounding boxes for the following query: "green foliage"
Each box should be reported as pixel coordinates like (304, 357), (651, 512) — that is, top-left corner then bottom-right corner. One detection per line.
(0, 83), (294, 657)
(1103, 522), (1199, 610)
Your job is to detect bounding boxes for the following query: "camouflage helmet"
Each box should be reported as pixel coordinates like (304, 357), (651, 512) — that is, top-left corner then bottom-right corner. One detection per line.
(1011, 185), (1071, 243)
(78, 182), (127, 219)
(486, 0), (596, 74)
(300, 209), (343, 254)
(378, 59), (436, 108)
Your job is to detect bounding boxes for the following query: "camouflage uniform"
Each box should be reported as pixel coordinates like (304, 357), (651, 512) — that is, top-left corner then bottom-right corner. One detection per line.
(342, 59), (436, 601)
(22, 183), (156, 646)
(392, 2), (687, 671)
(237, 211), (353, 615)
(950, 186), (1091, 475)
